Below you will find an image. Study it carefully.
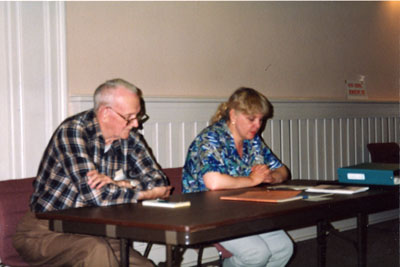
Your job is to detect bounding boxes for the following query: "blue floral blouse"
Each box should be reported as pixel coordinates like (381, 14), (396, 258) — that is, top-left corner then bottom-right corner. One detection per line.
(182, 119), (282, 193)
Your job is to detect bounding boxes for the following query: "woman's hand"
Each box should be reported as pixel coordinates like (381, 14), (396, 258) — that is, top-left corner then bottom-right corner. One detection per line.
(203, 164), (290, 191)
(256, 165), (289, 184)
(204, 169), (266, 190)
(250, 164), (273, 183)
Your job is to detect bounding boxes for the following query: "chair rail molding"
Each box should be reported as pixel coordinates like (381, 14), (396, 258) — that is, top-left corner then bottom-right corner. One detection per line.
(0, 2), (67, 179)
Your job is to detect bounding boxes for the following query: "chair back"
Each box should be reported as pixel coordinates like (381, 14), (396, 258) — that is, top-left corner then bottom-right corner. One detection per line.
(0, 177), (34, 266)
(367, 142), (400, 164)
(163, 167), (183, 195)
(214, 243), (233, 259)
(161, 168), (233, 264)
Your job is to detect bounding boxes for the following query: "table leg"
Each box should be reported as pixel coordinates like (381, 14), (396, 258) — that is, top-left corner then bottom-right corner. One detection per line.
(166, 244), (173, 267)
(357, 213), (368, 267)
(120, 238), (129, 267)
(317, 220), (328, 267)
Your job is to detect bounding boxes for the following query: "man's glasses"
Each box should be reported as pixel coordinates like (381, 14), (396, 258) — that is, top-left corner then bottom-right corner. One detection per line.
(108, 107), (149, 126)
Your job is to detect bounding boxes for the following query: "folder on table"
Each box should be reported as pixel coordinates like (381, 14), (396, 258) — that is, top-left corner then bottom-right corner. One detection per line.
(220, 190), (303, 203)
(338, 163), (399, 186)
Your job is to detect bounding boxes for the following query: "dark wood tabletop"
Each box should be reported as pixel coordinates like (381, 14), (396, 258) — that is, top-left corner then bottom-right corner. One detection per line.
(36, 181), (399, 247)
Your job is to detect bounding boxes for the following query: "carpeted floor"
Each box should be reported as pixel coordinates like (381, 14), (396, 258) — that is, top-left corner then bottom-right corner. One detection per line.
(287, 219), (399, 267)
(198, 219), (399, 267)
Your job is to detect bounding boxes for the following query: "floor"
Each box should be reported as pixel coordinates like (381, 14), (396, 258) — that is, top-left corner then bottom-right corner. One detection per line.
(197, 219), (399, 267)
(287, 219), (399, 267)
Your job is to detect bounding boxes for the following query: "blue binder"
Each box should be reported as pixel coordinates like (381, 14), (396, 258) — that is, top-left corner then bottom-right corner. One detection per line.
(338, 163), (399, 186)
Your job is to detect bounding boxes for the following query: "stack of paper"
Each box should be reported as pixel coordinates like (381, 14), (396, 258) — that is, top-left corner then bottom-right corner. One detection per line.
(305, 184), (369, 194)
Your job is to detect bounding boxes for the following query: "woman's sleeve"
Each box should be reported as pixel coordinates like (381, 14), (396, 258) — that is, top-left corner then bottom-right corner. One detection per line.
(258, 139), (283, 170)
(190, 131), (229, 179)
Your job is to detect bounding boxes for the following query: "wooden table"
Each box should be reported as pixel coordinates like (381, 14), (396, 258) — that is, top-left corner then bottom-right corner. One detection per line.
(36, 181), (399, 267)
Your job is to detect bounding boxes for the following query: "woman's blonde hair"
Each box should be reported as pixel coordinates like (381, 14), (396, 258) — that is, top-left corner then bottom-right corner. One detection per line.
(211, 87), (271, 124)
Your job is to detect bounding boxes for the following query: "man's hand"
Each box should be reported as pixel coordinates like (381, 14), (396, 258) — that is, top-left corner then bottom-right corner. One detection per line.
(137, 186), (173, 200)
(87, 170), (115, 189)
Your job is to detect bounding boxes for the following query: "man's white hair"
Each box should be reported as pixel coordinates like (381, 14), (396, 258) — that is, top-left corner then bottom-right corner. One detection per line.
(93, 78), (140, 113)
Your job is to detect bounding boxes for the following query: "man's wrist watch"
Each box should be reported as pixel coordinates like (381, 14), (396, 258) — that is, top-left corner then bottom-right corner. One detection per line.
(130, 180), (139, 189)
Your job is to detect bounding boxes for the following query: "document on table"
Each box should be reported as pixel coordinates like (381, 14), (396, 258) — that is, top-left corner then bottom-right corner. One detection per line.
(267, 184), (312, 191)
(266, 185), (335, 201)
(305, 184), (369, 194)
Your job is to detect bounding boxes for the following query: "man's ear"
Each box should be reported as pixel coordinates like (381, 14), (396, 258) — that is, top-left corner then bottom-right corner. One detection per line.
(97, 106), (108, 122)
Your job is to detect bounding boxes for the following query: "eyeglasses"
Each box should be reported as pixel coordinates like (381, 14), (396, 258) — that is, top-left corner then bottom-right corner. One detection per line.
(108, 107), (149, 126)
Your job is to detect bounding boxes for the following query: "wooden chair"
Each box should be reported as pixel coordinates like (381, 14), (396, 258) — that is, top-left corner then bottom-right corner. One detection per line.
(145, 167), (232, 266)
(197, 243), (232, 267)
(143, 168), (184, 263)
(0, 177), (34, 267)
(0, 170), (229, 266)
(367, 142), (400, 164)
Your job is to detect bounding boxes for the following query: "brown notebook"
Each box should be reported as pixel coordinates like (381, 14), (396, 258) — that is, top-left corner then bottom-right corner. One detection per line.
(220, 190), (303, 203)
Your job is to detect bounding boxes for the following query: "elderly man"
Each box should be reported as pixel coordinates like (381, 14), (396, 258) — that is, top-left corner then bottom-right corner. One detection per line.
(13, 78), (171, 267)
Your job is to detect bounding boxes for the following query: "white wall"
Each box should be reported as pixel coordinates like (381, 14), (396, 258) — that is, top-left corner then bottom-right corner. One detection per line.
(66, 2), (400, 101)
(0, 2), (67, 179)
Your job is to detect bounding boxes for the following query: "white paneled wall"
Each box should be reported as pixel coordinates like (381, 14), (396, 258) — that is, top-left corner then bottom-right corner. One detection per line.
(0, 2), (67, 179)
(70, 96), (399, 180)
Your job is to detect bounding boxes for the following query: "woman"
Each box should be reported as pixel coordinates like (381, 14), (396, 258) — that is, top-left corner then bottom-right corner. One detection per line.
(182, 87), (293, 267)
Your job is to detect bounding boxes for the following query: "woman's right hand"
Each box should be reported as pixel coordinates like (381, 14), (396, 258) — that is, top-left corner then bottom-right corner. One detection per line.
(249, 164), (273, 184)
(204, 167), (269, 190)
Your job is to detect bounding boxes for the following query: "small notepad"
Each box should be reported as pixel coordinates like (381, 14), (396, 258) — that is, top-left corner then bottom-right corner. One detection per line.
(142, 199), (191, 208)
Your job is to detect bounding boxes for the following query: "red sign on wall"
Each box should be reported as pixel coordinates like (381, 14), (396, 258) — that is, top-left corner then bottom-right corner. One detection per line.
(345, 80), (367, 99)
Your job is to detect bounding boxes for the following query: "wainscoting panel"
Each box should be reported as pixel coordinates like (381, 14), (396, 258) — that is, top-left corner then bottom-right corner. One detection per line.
(70, 96), (399, 181)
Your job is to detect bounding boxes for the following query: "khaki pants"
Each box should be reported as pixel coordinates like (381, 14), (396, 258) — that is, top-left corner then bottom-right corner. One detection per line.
(13, 211), (154, 267)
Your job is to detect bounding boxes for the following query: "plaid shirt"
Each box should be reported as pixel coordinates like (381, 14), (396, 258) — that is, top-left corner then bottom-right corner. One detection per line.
(31, 109), (167, 212)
